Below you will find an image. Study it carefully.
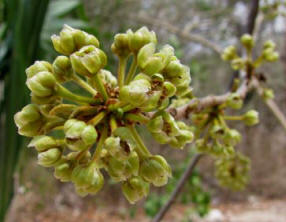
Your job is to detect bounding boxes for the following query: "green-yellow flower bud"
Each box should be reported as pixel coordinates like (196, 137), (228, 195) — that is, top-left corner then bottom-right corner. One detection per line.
(14, 104), (45, 137)
(97, 69), (117, 88)
(240, 34), (254, 50)
(226, 93), (243, 109)
(127, 27), (157, 52)
(223, 129), (241, 146)
(221, 46), (237, 61)
(111, 33), (130, 57)
(263, 40), (276, 50)
(25, 61), (53, 78)
(28, 135), (58, 152)
(243, 110), (259, 126)
(71, 162), (104, 195)
(262, 48), (279, 62)
(163, 81), (176, 97)
(64, 119), (97, 151)
(140, 155), (171, 187)
(122, 177), (150, 204)
(54, 159), (73, 182)
(51, 25), (99, 55)
(38, 148), (61, 167)
(231, 58), (245, 70)
(70, 45), (107, 77)
(52, 56), (73, 82)
(263, 88), (274, 100)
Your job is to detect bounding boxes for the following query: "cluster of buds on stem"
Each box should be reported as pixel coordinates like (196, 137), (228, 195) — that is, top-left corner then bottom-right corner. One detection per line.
(14, 25), (194, 204)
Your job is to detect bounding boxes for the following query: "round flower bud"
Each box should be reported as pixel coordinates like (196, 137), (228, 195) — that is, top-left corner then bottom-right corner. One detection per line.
(226, 93), (243, 109)
(28, 135), (58, 152)
(26, 71), (57, 97)
(111, 33), (130, 57)
(240, 34), (254, 50)
(14, 104), (45, 137)
(163, 81), (176, 97)
(104, 136), (130, 160)
(70, 45), (107, 77)
(210, 122), (226, 139)
(25, 61), (52, 78)
(140, 155), (172, 187)
(243, 110), (259, 126)
(51, 25), (99, 55)
(38, 148), (61, 167)
(71, 162), (104, 195)
(263, 88), (274, 100)
(52, 56), (73, 82)
(97, 69), (117, 88)
(231, 58), (244, 70)
(221, 46), (237, 61)
(119, 79), (151, 107)
(262, 48), (279, 62)
(223, 129), (241, 146)
(147, 116), (164, 133)
(122, 177), (150, 204)
(54, 160), (73, 182)
(263, 40), (276, 50)
(64, 119), (98, 151)
(127, 27), (157, 53)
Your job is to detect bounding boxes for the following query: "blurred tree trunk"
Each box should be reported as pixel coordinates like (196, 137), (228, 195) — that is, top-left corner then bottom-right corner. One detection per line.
(0, 0), (50, 221)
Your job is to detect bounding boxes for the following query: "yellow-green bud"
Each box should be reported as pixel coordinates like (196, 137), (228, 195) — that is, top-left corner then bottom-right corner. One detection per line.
(223, 129), (241, 146)
(70, 45), (107, 77)
(140, 155), (171, 187)
(25, 61), (53, 78)
(28, 135), (58, 152)
(127, 27), (157, 52)
(263, 88), (274, 100)
(262, 48), (279, 62)
(51, 25), (99, 55)
(243, 110), (259, 126)
(221, 46), (237, 61)
(26, 71), (57, 98)
(210, 122), (226, 139)
(71, 162), (104, 195)
(38, 148), (61, 167)
(64, 119), (98, 151)
(240, 34), (254, 50)
(231, 58), (244, 70)
(263, 40), (276, 50)
(104, 136), (130, 160)
(111, 33), (130, 57)
(14, 104), (45, 137)
(226, 93), (243, 109)
(97, 69), (117, 88)
(52, 56), (73, 82)
(147, 116), (164, 133)
(163, 81), (176, 97)
(122, 177), (149, 204)
(119, 79), (151, 107)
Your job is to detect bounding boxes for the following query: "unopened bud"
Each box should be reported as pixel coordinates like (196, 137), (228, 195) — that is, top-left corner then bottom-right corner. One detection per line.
(122, 177), (149, 204)
(53, 56), (73, 82)
(26, 61), (52, 78)
(28, 135), (58, 152)
(243, 110), (259, 126)
(221, 46), (237, 61)
(240, 34), (254, 50)
(127, 27), (157, 52)
(226, 93), (243, 109)
(38, 148), (61, 167)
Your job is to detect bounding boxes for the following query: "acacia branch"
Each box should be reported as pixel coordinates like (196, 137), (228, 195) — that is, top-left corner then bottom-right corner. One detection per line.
(132, 13), (222, 55)
(152, 154), (204, 222)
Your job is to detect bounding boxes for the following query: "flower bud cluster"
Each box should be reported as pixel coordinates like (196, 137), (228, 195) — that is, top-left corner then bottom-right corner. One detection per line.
(215, 152), (250, 190)
(222, 35), (279, 71)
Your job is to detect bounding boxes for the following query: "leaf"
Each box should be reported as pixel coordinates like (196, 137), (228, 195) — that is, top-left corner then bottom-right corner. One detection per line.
(48, 0), (80, 18)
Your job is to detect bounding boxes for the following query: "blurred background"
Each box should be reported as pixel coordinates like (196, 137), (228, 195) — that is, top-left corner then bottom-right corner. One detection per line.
(0, 0), (286, 221)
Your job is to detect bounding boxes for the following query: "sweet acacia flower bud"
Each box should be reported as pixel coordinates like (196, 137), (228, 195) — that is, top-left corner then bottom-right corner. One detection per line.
(53, 158), (75, 182)
(223, 129), (241, 146)
(111, 33), (130, 57)
(122, 176), (149, 204)
(71, 162), (104, 195)
(97, 69), (117, 88)
(226, 93), (243, 109)
(243, 110), (259, 126)
(210, 121), (226, 139)
(231, 58), (244, 70)
(163, 81), (176, 97)
(14, 104), (45, 137)
(240, 34), (254, 50)
(26, 61), (52, 78)
(52, 56), (73, 82)
(221, 46), (237, 61)
(105, 151), (139, 182)
(38, 148), (61, 167)
(64, 119), (98, 151)
(263, 40), (276, 50)
(262, 48), (279, 62)
(140, 155), (171, 187)
(263, 88), (274, 100)
(70, 45), (107, 77)
(26, 71), (57, 98)
(28, 135), (58, 152)
(127, 27), (157, 52)
(51, 25), (99, 55)
(119, 79), (151, 107)
(104, 136), (131, 160)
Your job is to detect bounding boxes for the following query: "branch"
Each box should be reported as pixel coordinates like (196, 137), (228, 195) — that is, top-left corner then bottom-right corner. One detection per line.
(253, 79), (286, 132)
(245, 0), (260, 35)
(152, 154), (204, 222)
(132, 13), (222, 55)
(164, 78), (252, 120)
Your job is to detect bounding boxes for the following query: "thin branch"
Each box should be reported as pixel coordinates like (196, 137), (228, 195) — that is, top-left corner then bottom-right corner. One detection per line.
(245, 0), (260, 35)
(152, 154), (204, 222)
(253, 79), (286, 132)
(132, 13), (222, 55)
